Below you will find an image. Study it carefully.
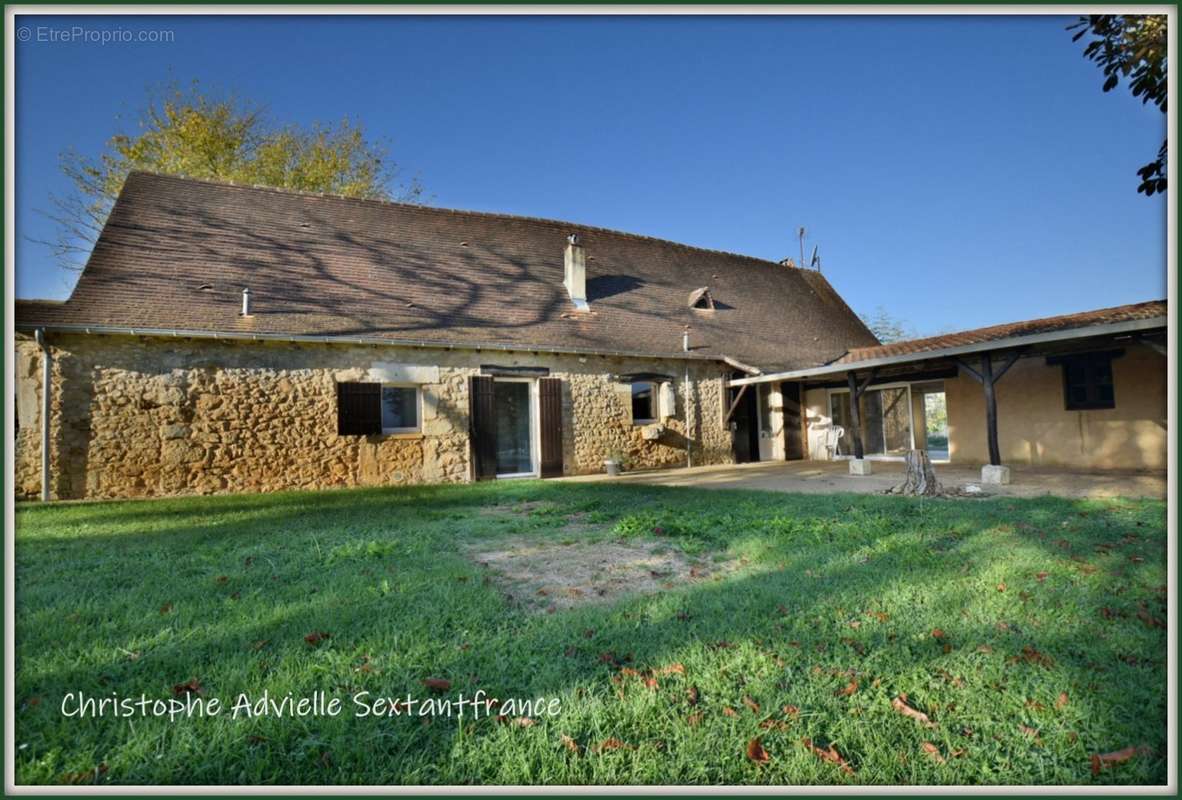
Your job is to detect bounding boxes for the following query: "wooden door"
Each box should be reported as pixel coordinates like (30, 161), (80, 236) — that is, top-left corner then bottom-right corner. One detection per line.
(539, 378), (564, 478)
(730, 386), (760, 464)
(469, 375), (497, 480)
(782, 381), (804, 460)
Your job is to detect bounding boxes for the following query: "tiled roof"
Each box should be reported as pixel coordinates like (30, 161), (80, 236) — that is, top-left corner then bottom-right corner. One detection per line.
(833, 300), (1167, 365)
(17, 172), (879, 371)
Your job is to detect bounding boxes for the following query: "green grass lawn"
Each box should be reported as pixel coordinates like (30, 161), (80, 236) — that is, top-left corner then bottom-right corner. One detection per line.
(14, 482), (1167, 785)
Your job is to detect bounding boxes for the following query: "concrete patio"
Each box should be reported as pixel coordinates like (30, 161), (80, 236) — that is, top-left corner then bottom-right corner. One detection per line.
(564, 459), (1166, 499)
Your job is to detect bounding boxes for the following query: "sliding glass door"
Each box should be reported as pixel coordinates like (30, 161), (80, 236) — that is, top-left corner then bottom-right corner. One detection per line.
(829, 385), (914, 458)
(494, 381), (534, 476)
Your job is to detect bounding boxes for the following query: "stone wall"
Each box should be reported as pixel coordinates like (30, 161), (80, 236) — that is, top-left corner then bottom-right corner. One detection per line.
(14, 333), (735, 500)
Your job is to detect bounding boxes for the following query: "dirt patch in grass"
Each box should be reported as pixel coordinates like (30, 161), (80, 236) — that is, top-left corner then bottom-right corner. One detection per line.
(469, 536), (730, 611)
(477, 500), (558, 517)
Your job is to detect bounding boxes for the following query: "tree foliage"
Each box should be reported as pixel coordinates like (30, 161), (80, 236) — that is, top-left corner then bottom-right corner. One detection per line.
(46, 82), (423, 270)
(1069, 15), (1168, 196)
(859, 307), (916, 344)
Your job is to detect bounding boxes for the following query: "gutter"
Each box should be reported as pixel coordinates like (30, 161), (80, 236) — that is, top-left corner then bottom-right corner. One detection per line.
(33, 328), (50, 502)
(16, 322), (731, 366)
(725, 316), (1169, 388)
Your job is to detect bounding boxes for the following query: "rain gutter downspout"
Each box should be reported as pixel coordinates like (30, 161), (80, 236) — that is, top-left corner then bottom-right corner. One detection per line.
(34, 328), (50, 501)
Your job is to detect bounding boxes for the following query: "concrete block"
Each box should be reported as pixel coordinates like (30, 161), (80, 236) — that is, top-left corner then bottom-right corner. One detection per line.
(849, 458), (873, 476)
(981, 464), (1011, 485)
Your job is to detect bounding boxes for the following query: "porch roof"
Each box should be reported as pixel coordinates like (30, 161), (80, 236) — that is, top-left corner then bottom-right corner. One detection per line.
(727, 300), (1167, 387)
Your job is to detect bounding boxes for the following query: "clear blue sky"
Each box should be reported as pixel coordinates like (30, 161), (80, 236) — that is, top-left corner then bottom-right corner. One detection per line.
(15, 14), (1166, 334)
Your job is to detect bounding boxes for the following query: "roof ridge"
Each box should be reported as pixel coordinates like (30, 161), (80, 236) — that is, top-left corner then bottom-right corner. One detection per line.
(124, 170), (805, 271)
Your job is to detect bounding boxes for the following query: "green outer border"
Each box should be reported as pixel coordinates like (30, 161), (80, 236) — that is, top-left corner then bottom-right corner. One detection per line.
(2, 4), (1173, 798)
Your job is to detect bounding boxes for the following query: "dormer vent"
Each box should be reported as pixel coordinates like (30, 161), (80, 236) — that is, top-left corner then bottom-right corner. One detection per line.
(688, 286), (715, 311)
(564, 233), (588, 311)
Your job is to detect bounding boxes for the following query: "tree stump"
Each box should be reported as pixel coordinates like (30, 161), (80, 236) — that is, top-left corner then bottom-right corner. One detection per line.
(888, 449), (943, 497)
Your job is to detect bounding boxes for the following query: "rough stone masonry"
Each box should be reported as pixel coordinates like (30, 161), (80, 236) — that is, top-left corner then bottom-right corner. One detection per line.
(14, 333), (735, 500)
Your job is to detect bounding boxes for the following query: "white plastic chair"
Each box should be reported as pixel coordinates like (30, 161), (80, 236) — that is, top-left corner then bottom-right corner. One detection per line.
(825, 426), (845, 459)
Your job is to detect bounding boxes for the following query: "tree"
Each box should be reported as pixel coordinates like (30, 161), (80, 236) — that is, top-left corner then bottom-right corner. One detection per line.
(1069, 15), (1168, 196)
(858, 307), (916, 344)
(44, 81), (423, 270)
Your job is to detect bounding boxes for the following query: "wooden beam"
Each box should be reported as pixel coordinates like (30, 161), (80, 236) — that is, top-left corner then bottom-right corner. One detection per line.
(955, 357), (983, 384)
(1136, 334), (1168, 357)
(992, 350), (1022, 382)
(981, 354), (1001, 466)
(724, 384), (749, 423)
(846, 371), (865, 459)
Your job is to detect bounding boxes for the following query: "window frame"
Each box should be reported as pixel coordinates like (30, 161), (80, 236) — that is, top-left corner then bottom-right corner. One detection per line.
(380, 383), (423, 434)
(631, 380), (657, 425)
(1054, 353), (1117, 411)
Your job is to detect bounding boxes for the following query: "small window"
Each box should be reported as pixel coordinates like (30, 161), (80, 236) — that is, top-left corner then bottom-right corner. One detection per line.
(631, 381), (656, 423)
(381, 385), (421, 432)
(1058, 354), (1116, 410)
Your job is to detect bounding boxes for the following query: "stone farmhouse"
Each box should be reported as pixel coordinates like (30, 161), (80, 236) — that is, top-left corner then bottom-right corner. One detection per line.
(14, 172), (1167, 500)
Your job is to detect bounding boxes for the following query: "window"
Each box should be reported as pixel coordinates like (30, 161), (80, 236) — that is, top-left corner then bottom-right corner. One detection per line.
(1055, 353), (1116, 410)
(631, 381), (656, 423)
(381, 385), (420, 432)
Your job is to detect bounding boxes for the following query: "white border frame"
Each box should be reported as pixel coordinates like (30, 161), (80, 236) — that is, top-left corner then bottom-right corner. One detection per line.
(3, 4), (1175, 796)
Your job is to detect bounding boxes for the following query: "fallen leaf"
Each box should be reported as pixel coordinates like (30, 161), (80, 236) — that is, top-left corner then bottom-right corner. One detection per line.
(921, 742), (945, 764)
(997, 583), (1007, 592)
(251, 639), (270, 652)
(560, 734), (580, 753)
(247, 734), (269, 744)
(215, 575), (229, 585)
(582, 628), (596, 638)
(835, 679), (859, 697)
(1090, 745), (1140, 775)
(802, 737), (855, 776)
(304, 631), (331, 646)
(891, 694), (935, 728)
(783, 705), (800, 717)
(746, 737), (770, 764)
(723, 706), (737, 717)
(931, 628), (946, 639)
(510, 716), (535, 727)
(743, 695), (761, 713)
(422, 677), (451, 692)
(687, 685), (700, 706)
(687, 712), (703, 726)
(172, 678), (202, 697)
(1036, 571), (1049, 582)
(1056, 692), (1069, 709)
(159, 603), (173, 615)
(591, 737), (630, 753)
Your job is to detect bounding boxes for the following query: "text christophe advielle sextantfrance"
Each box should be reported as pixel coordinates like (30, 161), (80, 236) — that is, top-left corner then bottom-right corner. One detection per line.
(60, 690), (561, 722)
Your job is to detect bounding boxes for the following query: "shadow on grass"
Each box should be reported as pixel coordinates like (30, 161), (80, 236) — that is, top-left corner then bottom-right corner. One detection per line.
(13, 482), (1168, 785)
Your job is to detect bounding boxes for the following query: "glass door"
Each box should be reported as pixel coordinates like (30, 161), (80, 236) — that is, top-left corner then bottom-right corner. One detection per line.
(494, 381), (534, 476)
(828, 385), (914, 458)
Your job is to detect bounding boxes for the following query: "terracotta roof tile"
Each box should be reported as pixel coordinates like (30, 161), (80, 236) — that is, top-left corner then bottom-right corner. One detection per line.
(833, 300), (1167, 365)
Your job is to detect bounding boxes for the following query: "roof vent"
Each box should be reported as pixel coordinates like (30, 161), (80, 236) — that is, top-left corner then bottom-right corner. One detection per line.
(564, 234), (589, 312)
(688, 287), (715, 311)
(240, 287), (253, 317)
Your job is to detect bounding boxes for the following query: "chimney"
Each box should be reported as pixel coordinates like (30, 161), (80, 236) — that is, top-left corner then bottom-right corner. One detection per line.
(564, 234), (589, 311)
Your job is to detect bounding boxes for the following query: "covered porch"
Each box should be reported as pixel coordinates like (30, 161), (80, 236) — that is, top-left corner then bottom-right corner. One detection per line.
(567, 458), (1166, 499)
(722, 301), (1167, 484)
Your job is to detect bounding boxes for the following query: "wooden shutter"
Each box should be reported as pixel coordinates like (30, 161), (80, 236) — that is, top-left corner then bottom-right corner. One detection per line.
(539, 377), (564, 478)
(337, 382), (381, 436)
(469, 375), (497, 480)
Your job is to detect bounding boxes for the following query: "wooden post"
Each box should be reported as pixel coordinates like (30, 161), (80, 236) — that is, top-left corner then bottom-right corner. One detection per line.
(981, 355), (1000, 466)
(955, 351), (1021, 468)
(846, 371), (864, 459)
